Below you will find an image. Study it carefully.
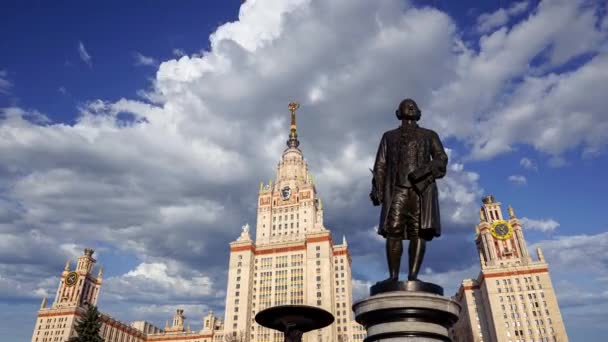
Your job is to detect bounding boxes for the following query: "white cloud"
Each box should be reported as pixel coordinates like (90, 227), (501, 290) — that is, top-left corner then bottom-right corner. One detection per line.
(78, 41), (92, 66)
(352, 278), (372, 302)
(423, 264), (479, 295)
(133, 52), (158, 67)
(439, 160), (484, 227)
(529, 232), (608, 317)
(519, 157), (537, 171)
(172, 48), (186, 57)
(520, 217), (560, 232)
(508, 174), (527, 185)
(428, 0), (608, 160)
(477, 1), (529, 34)
(532, 233), (608, 271)
(0, 70), (12, 94)
(103, 262), (215, 303)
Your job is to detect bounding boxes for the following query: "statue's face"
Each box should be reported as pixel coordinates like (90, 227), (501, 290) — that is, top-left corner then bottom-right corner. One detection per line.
(400, 101), (418, 117)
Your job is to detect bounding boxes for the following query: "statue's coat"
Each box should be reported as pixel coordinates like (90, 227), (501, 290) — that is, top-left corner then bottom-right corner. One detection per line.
(372, 124), (448, 239)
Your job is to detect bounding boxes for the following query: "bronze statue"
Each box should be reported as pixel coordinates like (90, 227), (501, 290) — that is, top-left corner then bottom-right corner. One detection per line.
(370, 98), (448, 282)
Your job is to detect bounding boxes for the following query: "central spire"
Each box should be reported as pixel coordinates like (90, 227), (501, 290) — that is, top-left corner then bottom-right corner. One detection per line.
(287, 101), (300, 148)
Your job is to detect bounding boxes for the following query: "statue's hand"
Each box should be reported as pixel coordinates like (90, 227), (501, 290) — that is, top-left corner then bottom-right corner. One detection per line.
(370, 191), (381, 206)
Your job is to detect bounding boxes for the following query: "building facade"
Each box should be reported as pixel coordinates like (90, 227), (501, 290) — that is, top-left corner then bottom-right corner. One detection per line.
(222, 102), (364, 342)
(31, 103), (365, 342)
(450, 195), (568, 342)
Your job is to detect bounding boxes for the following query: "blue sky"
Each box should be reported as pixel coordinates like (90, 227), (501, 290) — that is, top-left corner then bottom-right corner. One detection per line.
(1, 0), (607, 341)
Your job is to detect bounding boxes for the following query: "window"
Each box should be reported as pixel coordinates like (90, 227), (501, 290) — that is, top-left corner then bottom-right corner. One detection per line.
(316, 246), (320, 251)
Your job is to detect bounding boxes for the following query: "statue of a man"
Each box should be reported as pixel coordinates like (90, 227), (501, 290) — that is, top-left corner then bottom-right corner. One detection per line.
(370, 98), (448, 282)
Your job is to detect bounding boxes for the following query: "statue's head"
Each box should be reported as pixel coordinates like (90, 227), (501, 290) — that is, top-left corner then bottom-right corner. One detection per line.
(395, 98), (421, 121)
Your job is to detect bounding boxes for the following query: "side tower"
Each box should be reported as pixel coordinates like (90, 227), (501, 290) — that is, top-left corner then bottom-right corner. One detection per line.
(32, 248), (104, 342)
(53, 248), (103, 308)
(451, 195), (568, 342)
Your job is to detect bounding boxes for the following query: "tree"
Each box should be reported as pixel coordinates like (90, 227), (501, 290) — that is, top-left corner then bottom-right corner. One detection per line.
(67, 304), (103, 342)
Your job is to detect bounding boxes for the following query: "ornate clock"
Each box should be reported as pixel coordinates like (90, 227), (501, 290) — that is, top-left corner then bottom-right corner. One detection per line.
(65, 271), (79, 287)
(490, 220), (513, 240)
(281, 186), (291, 200)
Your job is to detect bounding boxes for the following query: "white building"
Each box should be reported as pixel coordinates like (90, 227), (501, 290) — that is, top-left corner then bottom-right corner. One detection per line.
(450, 195), (568, 342)
(222, 102), (365, 342)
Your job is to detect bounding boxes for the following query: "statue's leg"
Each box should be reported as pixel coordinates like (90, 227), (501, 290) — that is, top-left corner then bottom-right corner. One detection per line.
(384, 186), (407, 281)
(386, 237), (403, 281)
(408, 238), (426, 281)
(406, 187), (425, 281)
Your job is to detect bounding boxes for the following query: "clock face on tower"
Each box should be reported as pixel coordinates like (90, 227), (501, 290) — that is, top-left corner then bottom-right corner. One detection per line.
(281, 186), (291, 200)
(65, 271), (79, 287)
(490, 220), (513, 240)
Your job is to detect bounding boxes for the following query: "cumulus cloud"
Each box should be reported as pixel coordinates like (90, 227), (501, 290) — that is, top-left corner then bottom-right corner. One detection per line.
(133, 52), (158, 67)
(427, 0), (608, 160)
(172, 48), (186, 57)
(78, 41), (92, 66)
(508, 174), (527, 185)
(438, 160), (484, 228)
(477, 1), (529, 33)
(102, 262), (215, 303)
(0, 70), (12, 94)
(520, 217), (560, 232)
(529, 231), (608, 327)
(422, 264), (479, 295)
(532, 232), (608, 274)
(351, 279), (372, 302)
(519, 157), (538, 171)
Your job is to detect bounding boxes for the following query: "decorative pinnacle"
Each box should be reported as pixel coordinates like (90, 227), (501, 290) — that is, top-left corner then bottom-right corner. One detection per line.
(64, 260), (70, 271)
(287, 101), (300, 148)
(508, 205), (516, 219)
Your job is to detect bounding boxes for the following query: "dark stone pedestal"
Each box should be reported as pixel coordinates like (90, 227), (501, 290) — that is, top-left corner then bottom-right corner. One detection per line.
(354, 281), (460, 342)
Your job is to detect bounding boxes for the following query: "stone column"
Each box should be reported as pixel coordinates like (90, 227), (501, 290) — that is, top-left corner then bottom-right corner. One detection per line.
(354, 282), (460, 341)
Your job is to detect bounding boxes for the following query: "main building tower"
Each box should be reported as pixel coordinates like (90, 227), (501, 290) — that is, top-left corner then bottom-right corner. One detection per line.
(223, 103), (365, 342)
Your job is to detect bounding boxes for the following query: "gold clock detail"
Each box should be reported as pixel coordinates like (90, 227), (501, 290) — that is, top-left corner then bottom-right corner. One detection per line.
(490, 220), (513, 240)
(65, 271), (79, 287)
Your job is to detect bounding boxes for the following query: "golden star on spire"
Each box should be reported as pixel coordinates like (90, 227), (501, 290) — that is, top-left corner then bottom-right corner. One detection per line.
(288, 101), (300, 130)
(287, 101), (301, 148)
